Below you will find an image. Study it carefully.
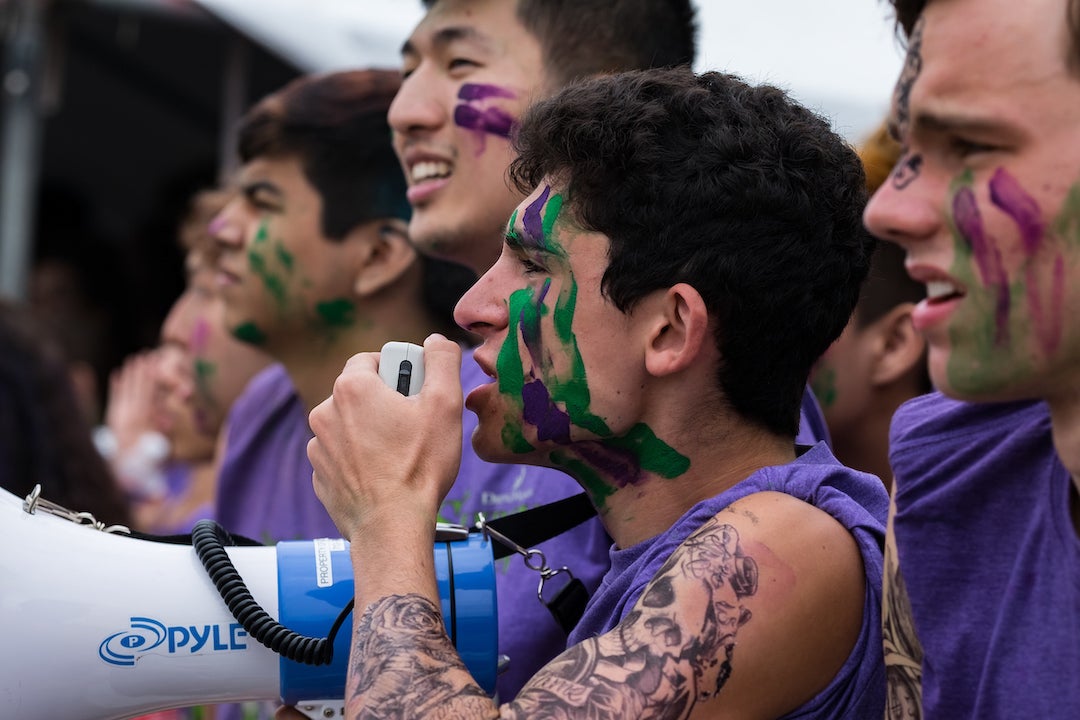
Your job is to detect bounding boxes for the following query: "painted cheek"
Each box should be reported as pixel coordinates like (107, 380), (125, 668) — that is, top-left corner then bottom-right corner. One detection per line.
(190, 317), (211, 354)
(952, 185), (1011, 345)
(990, 168), (1066, 357)
(453, 83), (518, 143)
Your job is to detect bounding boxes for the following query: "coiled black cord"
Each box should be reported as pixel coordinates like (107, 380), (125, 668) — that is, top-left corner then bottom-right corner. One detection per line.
(191, 519), (354, 666)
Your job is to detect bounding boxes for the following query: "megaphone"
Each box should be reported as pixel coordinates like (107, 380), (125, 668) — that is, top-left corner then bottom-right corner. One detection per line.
(0, 486), (497, 720)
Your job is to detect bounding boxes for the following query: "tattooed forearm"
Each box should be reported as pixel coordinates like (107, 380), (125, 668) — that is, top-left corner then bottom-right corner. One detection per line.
(508, 518), (758, 720)
(349, 594), (497, 720)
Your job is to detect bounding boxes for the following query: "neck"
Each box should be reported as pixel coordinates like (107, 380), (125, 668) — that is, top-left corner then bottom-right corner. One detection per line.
(273, 308), (445, 413)
(830, 387), (914, 490)
(564, 419), (797, 549)
(1045, 383), (1080, 534)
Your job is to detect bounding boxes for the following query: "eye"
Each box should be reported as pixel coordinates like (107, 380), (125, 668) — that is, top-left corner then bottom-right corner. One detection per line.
(949, 136), (996, 158)
(448, 57), (479, 74)
(521, 258), (546, 274)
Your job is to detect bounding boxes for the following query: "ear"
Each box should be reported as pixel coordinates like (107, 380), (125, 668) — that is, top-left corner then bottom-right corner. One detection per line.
(351, 218), (418, 298)
(643, 283), (710, 378)
(869, 303), (927, 386)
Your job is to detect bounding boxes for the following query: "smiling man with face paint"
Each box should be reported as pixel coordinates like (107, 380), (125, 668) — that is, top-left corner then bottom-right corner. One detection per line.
(385, 0), (713, 701)
(209, 69), (475, 720)
(299, 67), (888, 720)
(862, 0), (1080, 718)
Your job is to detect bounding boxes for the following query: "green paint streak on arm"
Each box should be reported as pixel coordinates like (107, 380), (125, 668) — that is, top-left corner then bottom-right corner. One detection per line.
(551, 451), (615, 510)
(603, 423), (690, 479)
(232, 321), (267, 345)
(316, 298), (356, 329)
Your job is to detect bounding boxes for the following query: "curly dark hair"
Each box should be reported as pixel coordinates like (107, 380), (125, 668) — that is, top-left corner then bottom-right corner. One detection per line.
(421, 0), (697, 87)
(509, 68), (875, 437)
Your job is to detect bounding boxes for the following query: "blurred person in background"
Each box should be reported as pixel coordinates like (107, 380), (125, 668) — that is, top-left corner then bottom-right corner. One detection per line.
(809, 122), (931, 486)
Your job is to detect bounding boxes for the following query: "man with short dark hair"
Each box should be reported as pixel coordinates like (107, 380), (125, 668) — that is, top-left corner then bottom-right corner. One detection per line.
(863, 0), (1080, 716)
(300, 66), (888, 720)
(386, 1), (833, 698)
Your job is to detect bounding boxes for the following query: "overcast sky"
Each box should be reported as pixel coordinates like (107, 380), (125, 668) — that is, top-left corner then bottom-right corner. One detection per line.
(199, 0), (907, 141)
(693, 0), (906, 140)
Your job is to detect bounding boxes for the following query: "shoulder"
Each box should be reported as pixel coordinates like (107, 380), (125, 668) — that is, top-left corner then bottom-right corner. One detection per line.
(890, 391), (1047, 453)
(890, 392), (1052, 497)
(638, 492), (865, 716)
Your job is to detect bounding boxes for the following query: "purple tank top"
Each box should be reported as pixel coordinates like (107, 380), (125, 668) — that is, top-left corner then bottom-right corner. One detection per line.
(890, 392), (1080, 719)
(567, 442), (887, 718)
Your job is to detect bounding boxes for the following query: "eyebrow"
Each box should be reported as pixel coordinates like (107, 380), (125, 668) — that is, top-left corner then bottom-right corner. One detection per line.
(912, 110), (1019, 139)
(401, 25), (492, 57)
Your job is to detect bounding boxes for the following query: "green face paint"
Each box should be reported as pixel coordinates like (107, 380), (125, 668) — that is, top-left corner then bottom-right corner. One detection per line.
(315, 298), (356, 329)
(810, 366), (838, 410)
(232, 321), (267, 345)
(491, 185), (690, 509)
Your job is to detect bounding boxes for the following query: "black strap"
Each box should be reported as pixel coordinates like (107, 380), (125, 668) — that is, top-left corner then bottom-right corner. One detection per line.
(484, 492), (597, 560)
(482, 492), (599, 635)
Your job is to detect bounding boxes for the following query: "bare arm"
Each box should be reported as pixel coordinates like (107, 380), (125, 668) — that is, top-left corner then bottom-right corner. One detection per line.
(328, 496), (863, 720)
(882, 491), (924, 720)
(304, 338), (865, 720)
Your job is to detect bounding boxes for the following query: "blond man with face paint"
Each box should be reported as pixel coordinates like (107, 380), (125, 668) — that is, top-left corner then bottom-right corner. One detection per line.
(863, 0), (1080, 717)
(292, 67), (888, 720)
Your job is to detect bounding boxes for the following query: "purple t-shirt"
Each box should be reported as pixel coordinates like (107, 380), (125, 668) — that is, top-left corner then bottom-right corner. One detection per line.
(216, 363), (330, 544)
(448, 353), (612, 699)
(890, 392), (1080, 719)
(567, 442), (888, 719)
(214, 357), (832, 703)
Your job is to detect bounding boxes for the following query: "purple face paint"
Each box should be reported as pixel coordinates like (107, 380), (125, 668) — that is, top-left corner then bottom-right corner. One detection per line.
(953, 186), (1011, 345)
(458, 83), (516, 102)
(576, 442), (645, 488)
(989, 168), (1046, 255)
(522, 186), (552, 250)
(190, 317), (211, 354)
(454, 105), (515, 139)
(521, 379), (572, 443)
(989, 167), (1065, 355)
(207, 215), (227, 237)
(454, 83), (518, 148)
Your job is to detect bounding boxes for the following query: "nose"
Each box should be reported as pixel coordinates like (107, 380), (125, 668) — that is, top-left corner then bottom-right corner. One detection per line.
(161, 291), (194, 345)
(863, 172), (941, 248)
(388, 67), (449, 140)
(209, 200), (245, 251)
(454, 265), (508, 338)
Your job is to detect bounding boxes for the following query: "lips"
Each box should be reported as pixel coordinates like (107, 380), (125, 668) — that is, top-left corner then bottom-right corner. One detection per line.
(906, 265), (967, 333)
(401, 147), (455, 205)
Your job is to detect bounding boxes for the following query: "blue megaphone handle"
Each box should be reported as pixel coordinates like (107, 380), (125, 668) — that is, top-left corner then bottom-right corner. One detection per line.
(276, 533), (498, 703)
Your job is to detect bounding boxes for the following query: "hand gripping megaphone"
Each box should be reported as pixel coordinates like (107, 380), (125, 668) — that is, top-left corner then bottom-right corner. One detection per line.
(0, 485), (497, 720)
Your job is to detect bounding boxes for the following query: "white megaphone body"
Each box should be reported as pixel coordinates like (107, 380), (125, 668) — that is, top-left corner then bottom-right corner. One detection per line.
(0, 485), (497, 720)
